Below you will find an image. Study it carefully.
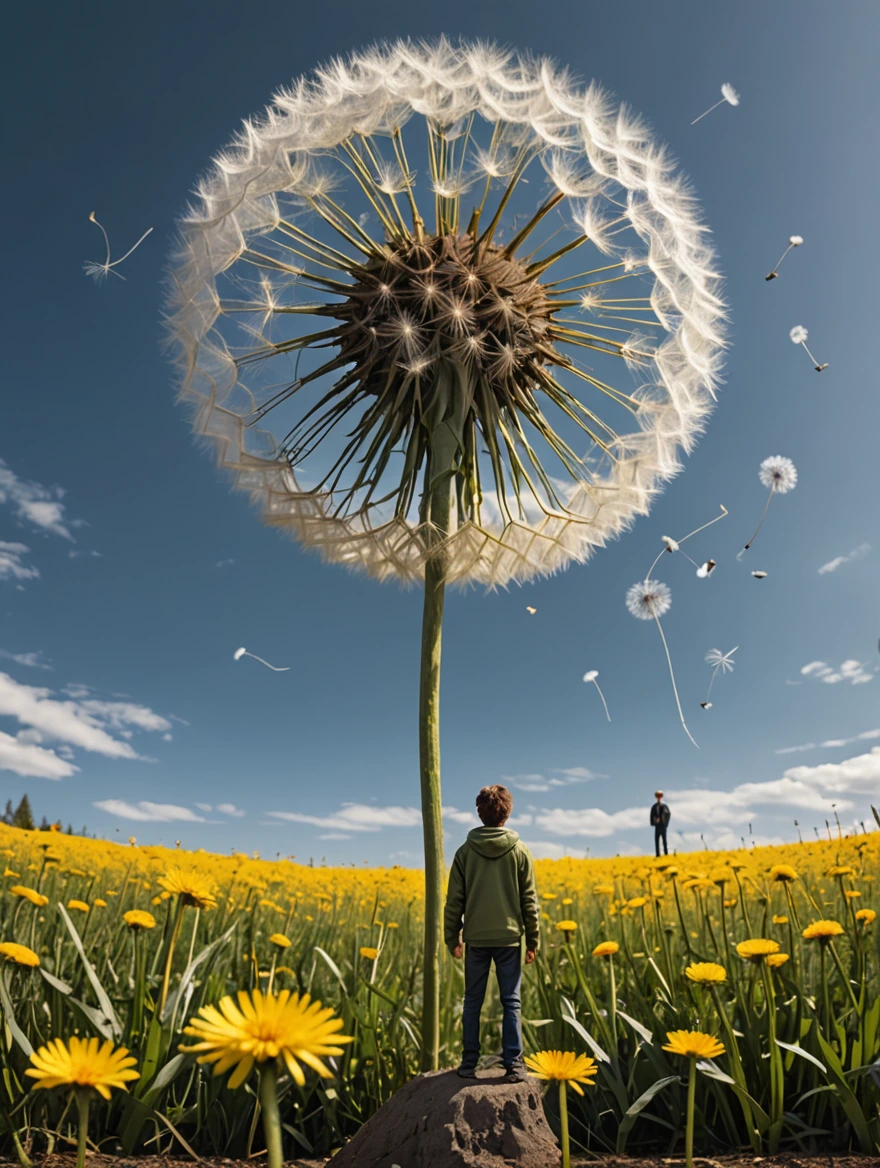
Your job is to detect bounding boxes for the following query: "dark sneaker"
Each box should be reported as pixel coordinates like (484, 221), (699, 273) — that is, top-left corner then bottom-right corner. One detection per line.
(502, 1064), (528, 1083)
(456, 1065), (478, 1079)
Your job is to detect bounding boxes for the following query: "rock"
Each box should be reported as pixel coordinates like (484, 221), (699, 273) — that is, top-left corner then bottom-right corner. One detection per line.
(328, 1069), (561, 1168)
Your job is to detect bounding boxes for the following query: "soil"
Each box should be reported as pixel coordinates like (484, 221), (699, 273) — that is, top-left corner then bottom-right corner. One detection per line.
(3, 1153), (877, 1167)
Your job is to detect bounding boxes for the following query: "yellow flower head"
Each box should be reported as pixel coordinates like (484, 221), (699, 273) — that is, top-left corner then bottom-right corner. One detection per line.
(685, 962), (726, 985)
(826, 865), (854, 878)
(844, 890), (861, 899)
(541, 893), (558, 900)
(802, 920), (844, 942)
(67, 900), (89, 913)
(663, 1030), (725, 1060)
(772, 914), (789, 925)
(683, 878), (715, 892)
(3, 868), (20, 878)
(592, 941), (619, 958)
(856, 908), (876, 926)
(10, 886), (48, 908)
(523, 1050), (597, 1095)
(94, 898), (107, 908)
(555, 920), (577, 933)
(736, 938), (780, 962)
(269, 933), (291, 948)
(123, 910), (156, 931)
(766, 953), (790, 968)
(627, 896), (648, 909)
(561, 897), (573, 906)
(593, 884), (614, 896)
(711, 868), (732, 887)
(158, 868), (217, 910)
(359, 946), (379, 960)
(26, 1037), (139, 1100)
(770, 864), (798, 883)
(180, 989), (352, 1088)
(0, 942), (40, 968)
(723, 897), (738, 908)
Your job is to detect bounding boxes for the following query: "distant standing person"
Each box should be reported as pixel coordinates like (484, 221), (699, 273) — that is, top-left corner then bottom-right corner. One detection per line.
(651, 790), (671, 856)
(444, 784), (539, 1082)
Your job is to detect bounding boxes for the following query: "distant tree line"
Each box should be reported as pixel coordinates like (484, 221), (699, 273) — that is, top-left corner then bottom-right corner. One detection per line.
(1, 794), (89, 836)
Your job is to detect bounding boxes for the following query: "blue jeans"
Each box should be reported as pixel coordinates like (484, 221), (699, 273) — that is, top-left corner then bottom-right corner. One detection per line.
(461, 945), (523, 1070)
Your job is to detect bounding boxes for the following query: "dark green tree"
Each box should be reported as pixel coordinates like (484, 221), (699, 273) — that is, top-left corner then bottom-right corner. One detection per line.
(12, 795), (35, 831)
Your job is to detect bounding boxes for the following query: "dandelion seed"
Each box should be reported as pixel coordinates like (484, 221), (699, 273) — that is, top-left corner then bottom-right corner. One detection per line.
(582, 669), (611, 722)
(626, 581), (697, 747)
(742, 456), (797, 552)
(645, 505), (728, 580)
(84, 212), (153, 282)
(526, 606), (537, 614)
(691, 83), (740, 125)
(751, 570), (768, 579)
(233, 647), (290, 672)
(766, 235), (803, 281)
(702, 646), (737, 708)
(696, 560), (716, 578)
(790, 325), (828, 372)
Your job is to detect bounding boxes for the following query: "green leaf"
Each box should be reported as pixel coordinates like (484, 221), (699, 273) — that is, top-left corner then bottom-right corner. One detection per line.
(617, 1008), (654, 1045)
(616, 1075), (679, 1154)
(815, 1030), (876, 1154)
(0, 972), (33, 1057)
(561, 1013), (610, 1064)
(69, 997), (115, 1040)
(775, 1038), (826, 1073)
(161, 921), (236, 1024)
(57, 903), (121, 1039)
(282, 1122), (315, 1154)
(314, 946), (348, 994)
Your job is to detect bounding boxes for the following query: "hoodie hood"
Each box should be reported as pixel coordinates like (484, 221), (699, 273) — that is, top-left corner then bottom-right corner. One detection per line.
(466, 826), (520, 859)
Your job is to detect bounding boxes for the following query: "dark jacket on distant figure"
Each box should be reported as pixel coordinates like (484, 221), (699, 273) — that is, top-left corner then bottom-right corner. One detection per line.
(444, 827), (540, 954)
(650, 802), (671, 828)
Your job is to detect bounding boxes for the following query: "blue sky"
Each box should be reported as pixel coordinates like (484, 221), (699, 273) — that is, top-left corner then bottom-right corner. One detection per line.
(1, 1), (878, 864)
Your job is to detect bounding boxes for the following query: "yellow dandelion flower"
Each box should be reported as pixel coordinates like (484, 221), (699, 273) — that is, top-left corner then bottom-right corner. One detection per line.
(180, 989), (352, 1088)
(685, 962), (726, 984)
(844, 890), (861, 899)
(269, 933), (291, 949)
(10, 886), (48, 907)
(523, 1050), (597, 1095)
(93, 899), (107, 908)
(387, 922), (399, 929)
(736, 938), (780, 962)
(711, 868), (732, 887)
(541, 893), (558, 900)
(723, 897), (738, 908)
(662, 1030), (725, 1060)
(592, 941), (619, 958)
(592, 884), (614, 895)
(769, 864), (798, 882)
(826, 865), (854, 877)
(3, 868), (20, 878)
(561, 897), (573, 905)
(359, 946), (379, 960)
(26, 1037), (139, 1100)
(158, 868), (217, 910)
(855, 908), (876, 926)
(802, 920), (844, 941)
(67, 900), (89, 913)
(683, 878), (715, 892)
(627, 896), (648, 909)
(123, 910), (156, 930)
(0, 942), (40, 967)
(766, 953), (790, 968)
(772, 914), (789, 925)
(555, 920), (577, 933)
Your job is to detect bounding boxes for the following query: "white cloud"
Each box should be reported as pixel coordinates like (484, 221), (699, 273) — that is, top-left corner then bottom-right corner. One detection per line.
(0, 459), (78, 541)
(93, 800), (207, 823)
(0, 650), (52, 670)
(0, 672), (172, 779)
(195, 802), (213, 812)
(443, 806), (478, 826)
(533, 806), (646, 838)
(818, 543), (870, 575)
(0, 730), (78, 779)
(319, 833), (351, 840)
(522, 840), (589, 860)
(800, 660), (875, 685)
(268, 803), (422, 833)
(0, 541), (39, 583)
(216, 558), (235, 568)
(505, 767), (605, 793)
(217, 803), (246, 818)
(775, 728), (880, 755)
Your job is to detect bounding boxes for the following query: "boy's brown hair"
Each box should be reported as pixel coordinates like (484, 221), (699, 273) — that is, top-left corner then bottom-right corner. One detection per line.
(476, 784), (513, 827)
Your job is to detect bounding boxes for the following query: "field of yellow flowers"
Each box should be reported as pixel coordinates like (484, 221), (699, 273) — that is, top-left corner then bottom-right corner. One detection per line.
(0, 822), (878, 1162)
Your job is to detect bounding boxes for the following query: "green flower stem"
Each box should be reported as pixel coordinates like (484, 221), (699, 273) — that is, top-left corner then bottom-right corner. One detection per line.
(258, 1061), (284, 1168)
(819, 943), (831, 1038)
(709, 985), (760, 1153)
(733, 871), (752, 935)
(685, 1056), (696, 1168)
(74, 1088), (91, 1168)
(828, 940), (860, 1015)
(761, 961), (784, 1150)
(158, 897), (185, 1019)
(569, 945), (613, 1049)
(559, 1080), (570, 1168)
(672, 881), (694, 959)
(607, 955), (618, 1049)
(131, 930), (145, 1040)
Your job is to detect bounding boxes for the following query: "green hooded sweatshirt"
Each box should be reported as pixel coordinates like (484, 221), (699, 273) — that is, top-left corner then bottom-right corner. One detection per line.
(444, 827), (540, 954)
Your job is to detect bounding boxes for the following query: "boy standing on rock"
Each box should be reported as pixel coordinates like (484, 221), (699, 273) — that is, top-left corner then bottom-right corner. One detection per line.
(444, 784), (539, 1083)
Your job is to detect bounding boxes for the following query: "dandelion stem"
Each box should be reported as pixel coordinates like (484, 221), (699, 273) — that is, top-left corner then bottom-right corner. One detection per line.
(685, 1056), (697, 1168)
(744, 487), (774, 550)
(258, 1061), (284, 1168)
(653, 614), (698, 748)
(691, 98), (725, 125)
(559, 1080), (571, 1168)
(591, 678), (611, 722)
(74, 1088), (91, 1168)
(158, 897), (185, 1019)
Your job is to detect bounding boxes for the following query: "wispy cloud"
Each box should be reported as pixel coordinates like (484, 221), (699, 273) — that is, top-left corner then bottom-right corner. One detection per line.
(818, 543), (870, 575)
(0, 731), (78, 779)
(0, 541), (39, 583)
(267, 803), (422, 833)
(800, 660), (876, 685)
(504, 767), (605, 793)
(0, 650), (52, 670)
(94, 800), (207, 823)
(775, 728), (880, 755)
(217, 803), (246, 818)
(0, 458), (79, 541)
(216, 558), (235, 568)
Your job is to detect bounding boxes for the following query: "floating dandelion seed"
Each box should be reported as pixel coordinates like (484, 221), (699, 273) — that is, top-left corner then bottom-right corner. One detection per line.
(626, 580), (696, 747)
(696, 560), (716, 578)
(751, 570), (768, 579)
(83, 212), (153, 282)
(233, 647), (290, 672)
(582, 669), (611, 722)
(742, 456), (797, 552)
(526, 606), (537, 615)
(691, 83), (740, 125)
(790, 325), (828, 371)
(645, 505), (728, 579)
(766, 235), (803, 281)
(702, 646), (737, 709)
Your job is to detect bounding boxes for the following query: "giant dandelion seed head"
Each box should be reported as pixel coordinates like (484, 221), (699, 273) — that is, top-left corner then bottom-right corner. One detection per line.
(166, 39), (725, 588)
(626, 579), (672, 620)
(790, 325), (808, 345)
(759, 455), (797, 494)
(721, 84), (740, 107)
